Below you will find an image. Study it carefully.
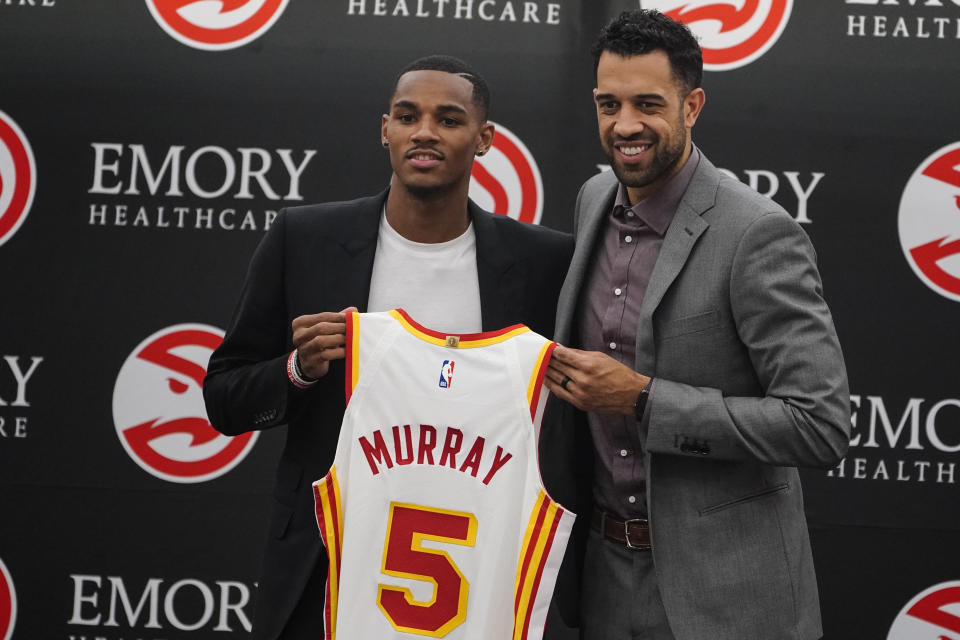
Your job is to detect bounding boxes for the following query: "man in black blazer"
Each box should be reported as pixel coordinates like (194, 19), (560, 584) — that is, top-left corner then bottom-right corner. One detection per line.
(203, 55), (572, 640)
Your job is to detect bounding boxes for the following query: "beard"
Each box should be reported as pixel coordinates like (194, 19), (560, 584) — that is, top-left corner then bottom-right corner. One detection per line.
(606, 116), (688, 193)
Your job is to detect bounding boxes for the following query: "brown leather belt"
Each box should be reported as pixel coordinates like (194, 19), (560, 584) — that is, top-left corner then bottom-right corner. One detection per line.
(592, 508), (652, 551)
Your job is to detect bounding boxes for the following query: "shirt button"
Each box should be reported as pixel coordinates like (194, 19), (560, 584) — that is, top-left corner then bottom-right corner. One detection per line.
(620, 449), (629, 457)
(624, 235), (633, 244)
(609, 342), (617, 350)
(628, 495), (637, 504)
(614, 287), (622, 296)
(626, 211), (635, 218)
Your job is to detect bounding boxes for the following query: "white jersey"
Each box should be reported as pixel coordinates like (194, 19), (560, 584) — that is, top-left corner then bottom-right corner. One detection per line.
(313, 309), (575, 640)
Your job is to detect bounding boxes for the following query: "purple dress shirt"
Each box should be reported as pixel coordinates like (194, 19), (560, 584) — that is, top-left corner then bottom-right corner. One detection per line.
(577, 146), (701, 519)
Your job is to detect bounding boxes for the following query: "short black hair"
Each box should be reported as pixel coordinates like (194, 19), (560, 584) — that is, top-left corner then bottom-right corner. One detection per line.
(591, 10), (703, 96)
(394, 55), (491, 121)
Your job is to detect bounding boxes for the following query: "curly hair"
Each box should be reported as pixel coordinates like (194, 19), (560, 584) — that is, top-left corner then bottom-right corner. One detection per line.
(591, 10), (703, 95)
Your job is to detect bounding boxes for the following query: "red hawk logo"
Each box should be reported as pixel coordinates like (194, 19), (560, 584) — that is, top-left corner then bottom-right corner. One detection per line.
(0, 110), (36, 248)
(113, 324), (258, 482)
(145, 0), (290, 50)
(899, 142), (960, 302)
(469, 122), (544, 225)
(0, 557), (15, 640)
(642, 1), (793, 70)
(888, 581), (960, 639)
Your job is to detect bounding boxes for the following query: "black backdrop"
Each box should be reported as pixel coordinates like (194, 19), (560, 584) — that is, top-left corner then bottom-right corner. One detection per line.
(1, 1), (959, 639)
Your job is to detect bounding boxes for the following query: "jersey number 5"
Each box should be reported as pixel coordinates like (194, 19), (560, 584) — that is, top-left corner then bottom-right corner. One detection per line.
(378, 502), (478, 637)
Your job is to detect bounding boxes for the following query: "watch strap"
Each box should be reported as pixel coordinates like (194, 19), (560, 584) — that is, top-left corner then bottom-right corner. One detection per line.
(633, 379), (652, 421)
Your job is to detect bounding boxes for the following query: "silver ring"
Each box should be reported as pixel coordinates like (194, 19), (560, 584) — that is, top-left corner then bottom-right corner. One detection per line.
(560, 375), (571, 390)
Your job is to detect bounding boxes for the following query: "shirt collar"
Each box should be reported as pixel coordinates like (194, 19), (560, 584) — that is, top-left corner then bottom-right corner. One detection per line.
(613, 143), (701, 237)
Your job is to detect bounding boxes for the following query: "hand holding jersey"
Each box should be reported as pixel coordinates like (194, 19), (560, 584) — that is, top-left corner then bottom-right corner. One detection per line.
(293, 307), (357, 380)
(545, 344), (651, 416)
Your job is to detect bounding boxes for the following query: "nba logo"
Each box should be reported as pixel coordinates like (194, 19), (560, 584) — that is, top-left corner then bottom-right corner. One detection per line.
(438, 360), (455, 388)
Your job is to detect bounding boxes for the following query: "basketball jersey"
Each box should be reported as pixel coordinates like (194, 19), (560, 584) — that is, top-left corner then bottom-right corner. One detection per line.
(313, 309), (575, 640)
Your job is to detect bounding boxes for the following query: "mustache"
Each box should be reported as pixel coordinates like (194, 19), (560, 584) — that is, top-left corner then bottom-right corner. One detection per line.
(405, 146), (445, 159)
(613, 135), (656, 144)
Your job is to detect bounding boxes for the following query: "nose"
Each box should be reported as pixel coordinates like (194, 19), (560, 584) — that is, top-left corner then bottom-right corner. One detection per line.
(411, 119), (440, 144)
(612, 105), (646, 140)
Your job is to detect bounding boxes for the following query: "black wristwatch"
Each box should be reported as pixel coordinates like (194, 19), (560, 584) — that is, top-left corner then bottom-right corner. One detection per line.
(633, 379), (652, 422)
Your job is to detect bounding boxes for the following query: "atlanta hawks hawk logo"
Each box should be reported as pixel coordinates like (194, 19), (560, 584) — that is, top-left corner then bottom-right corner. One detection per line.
(469, 122), (544, 224)
(888, 581), (960, 639)
(641, 0), (793, 70)
(0, 557), (15, 640)
(899, 141), (960, 302)
(0, 110), (37, 248)
(113, 323), (258, 483)
(145, 0), (290, 50)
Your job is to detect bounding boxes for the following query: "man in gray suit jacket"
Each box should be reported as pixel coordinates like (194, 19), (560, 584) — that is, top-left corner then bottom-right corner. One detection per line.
(542, 11), (850, 640)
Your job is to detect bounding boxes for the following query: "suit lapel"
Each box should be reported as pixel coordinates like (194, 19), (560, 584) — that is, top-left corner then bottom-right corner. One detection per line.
(634, 157), (720, 370)
(471, 203), (520, 331)
(322, 189), (387, 313)
(555, 176), (617, 344)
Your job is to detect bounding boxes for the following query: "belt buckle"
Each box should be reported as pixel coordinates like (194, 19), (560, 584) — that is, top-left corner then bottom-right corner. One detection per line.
(623, 517), (650, 550)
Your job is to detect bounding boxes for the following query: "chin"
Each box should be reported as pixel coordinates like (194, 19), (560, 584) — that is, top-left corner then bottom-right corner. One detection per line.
(612, 165), (653, 189)
(403, 181), (450, 199)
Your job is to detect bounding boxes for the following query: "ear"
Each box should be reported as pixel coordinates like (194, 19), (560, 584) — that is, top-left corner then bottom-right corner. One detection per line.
(684, 88), (706, 129)
(381, 113), (389, 145)
(477, 121), (495, 155)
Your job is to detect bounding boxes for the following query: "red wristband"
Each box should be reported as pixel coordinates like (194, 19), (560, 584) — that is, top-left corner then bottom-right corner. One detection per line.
(287, 350), (317, 389)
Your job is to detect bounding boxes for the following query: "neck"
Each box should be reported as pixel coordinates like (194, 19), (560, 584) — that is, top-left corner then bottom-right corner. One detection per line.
(625, 139), (692, 206)
(385, 176), (471, 243)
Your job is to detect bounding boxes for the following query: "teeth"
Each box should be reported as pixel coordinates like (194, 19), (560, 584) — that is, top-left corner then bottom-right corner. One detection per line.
(621, 145), (649, 156)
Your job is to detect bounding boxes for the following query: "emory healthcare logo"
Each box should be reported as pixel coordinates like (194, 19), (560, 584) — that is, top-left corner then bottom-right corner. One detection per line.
(899, 141), (960, 302)
(146, 0), (290, 50)
(888, 581), (960, 639)
(641, 0), (793, 70)
(469, 122), (544, 224)
(113, 324), (258, 483)
(0, 557), (15, 640)
(0, 110), (37, 248)
(68, 574), (253, 632)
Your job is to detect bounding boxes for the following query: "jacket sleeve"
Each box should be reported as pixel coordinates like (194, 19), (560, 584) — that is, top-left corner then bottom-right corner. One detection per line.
(203, 210), (298, 436)
(645, 211), (851, 468)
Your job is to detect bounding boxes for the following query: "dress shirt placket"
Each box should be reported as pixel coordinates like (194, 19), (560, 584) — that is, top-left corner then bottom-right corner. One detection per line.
(601, 209), (659, 517)
(579, 147), (702, 520)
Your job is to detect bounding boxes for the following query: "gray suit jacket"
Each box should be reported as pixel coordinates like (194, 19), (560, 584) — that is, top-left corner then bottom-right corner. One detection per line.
(553, 152), (850, 640)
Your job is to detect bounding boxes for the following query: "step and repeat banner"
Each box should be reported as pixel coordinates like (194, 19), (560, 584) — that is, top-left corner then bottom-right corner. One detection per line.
(1, 1), (958, 638)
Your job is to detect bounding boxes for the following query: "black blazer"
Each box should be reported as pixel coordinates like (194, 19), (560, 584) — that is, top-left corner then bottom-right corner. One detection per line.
(203, 189), (573, 640)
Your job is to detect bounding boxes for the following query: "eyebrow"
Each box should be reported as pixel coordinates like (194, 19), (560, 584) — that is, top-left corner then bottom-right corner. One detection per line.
(436, 104), (469, 115)
(392, 100), (469, 115)
(595, 92), (666, 102)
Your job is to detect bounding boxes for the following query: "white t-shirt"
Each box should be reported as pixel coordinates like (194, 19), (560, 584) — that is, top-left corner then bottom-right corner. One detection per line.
(366, 211), (482, 333)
